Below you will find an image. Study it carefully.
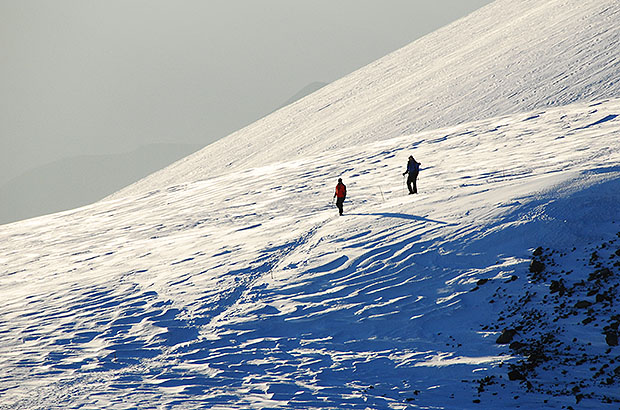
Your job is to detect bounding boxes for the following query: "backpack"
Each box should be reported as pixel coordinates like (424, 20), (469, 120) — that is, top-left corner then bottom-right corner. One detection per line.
(408, 160), (419, 173)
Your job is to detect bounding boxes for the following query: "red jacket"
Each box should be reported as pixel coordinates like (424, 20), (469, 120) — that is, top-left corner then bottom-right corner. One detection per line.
(335, 182), (346, 199)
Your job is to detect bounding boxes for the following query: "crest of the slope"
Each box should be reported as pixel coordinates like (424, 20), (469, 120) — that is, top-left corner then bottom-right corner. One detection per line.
(110, 0), (619, 199)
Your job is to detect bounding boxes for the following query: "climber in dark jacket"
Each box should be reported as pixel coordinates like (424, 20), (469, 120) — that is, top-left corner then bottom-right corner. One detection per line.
(334, 178), (347, 216)
(403, 156), (421, 194)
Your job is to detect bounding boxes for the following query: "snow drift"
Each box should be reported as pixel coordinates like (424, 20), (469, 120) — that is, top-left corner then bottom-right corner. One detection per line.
(2, 98), (619, 408)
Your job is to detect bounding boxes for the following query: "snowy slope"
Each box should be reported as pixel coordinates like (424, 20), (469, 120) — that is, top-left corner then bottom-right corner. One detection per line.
(1, 98), (619, 409)
(110, 0), (620, 199)
(2, 0), (620, 408)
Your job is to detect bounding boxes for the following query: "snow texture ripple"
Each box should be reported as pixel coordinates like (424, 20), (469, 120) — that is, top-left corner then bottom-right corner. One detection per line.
(1, 98), (619, 409)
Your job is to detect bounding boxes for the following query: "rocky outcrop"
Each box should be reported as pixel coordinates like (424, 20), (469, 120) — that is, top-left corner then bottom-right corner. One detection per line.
(479, 232), (620, 406)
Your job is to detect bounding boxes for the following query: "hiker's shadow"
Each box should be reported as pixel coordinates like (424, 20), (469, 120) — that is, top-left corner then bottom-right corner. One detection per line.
(349, 212), (452, 225)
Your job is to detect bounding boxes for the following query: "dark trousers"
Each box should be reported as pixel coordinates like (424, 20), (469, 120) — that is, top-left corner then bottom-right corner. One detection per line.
(336, 197), (345, 215)
(407, 172), (418, 194)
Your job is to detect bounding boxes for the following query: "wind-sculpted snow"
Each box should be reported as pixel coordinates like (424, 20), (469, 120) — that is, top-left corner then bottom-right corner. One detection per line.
(111, 0), (620, 198)
(1, 99), (619, 409)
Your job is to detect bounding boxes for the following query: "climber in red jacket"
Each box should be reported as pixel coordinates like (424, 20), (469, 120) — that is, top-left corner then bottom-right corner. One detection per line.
(334, 178), (347, 216)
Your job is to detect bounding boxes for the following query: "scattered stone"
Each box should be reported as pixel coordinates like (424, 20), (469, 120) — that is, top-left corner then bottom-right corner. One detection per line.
(596, 293), (609, 303)
(480, 236), (620, 404)
(574, 300), (592, 309)
(508, 370), (525, 381)
(496, 329), (518, 344)
(605, 332), (619, 347)
(582, 317), (595, 325)
(550, 279), (567, 295)
(589, 268), (612, 281)
(529, 260), (545, 274)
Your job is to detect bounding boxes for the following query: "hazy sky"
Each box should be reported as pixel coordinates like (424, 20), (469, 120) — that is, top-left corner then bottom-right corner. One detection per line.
(1, 0), (493, 185)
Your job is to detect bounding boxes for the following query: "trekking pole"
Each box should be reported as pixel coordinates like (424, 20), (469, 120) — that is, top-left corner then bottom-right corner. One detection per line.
(379, 186), (385, 202)
(402, 174), (405, 196)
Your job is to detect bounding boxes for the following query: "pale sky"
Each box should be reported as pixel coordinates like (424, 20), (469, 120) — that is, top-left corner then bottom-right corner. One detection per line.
(1, 0), (493, 187)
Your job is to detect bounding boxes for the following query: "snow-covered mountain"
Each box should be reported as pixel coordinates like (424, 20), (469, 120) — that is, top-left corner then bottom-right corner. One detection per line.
(2, 98), (619, 409)
(110, 0), (620, 199)
(1, 0), (620, 409)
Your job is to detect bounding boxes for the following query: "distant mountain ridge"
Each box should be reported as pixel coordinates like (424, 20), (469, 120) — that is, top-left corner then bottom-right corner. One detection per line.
(0, 144), (200, 225)
(109, 0), (620, 199)
(0, 83), (326, 225)
(277, 82), (329, 110)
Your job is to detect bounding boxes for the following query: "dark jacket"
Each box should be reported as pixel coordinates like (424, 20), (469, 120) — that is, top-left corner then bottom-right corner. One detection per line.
(404, 159), (420, 175)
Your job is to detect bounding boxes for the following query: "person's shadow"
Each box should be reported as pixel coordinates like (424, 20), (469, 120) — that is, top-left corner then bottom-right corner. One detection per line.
(349, 212), (452, 225)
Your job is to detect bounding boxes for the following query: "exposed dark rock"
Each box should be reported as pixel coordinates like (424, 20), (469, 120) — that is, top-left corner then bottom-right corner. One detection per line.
(596, 293), (611, 303)
(589, 268), (612, 281)
(575, 393), (585, 404)
(480, 236), (620, 404)
(550, 279), (567, 295)
(477, 278), (489, 286)
(496, 329), (518, 344)
(508, 370), (526, 381)
(574, 300), (592, 309)
(605, 332), (618, 347)
(582, 317), (595, 325)
(529, 260), (545, 274)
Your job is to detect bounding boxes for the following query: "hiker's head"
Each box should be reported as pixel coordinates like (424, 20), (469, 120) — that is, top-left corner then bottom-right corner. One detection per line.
(409, 156), (414, 161)
(338, 178), (342, 183)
